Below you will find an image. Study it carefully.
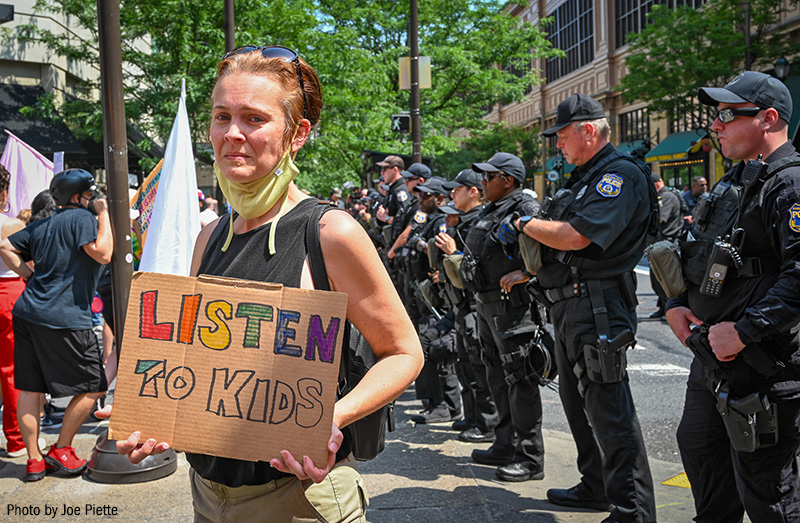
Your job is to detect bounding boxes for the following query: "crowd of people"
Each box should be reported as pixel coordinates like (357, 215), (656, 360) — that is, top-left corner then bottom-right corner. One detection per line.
(0, 48), (798, 523)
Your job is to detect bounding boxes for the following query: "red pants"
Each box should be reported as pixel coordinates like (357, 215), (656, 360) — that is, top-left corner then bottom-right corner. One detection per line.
(0, 278), (25, 453)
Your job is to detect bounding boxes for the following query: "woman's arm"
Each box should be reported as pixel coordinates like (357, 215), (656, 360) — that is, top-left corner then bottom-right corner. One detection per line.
(319, 210), (424, 430)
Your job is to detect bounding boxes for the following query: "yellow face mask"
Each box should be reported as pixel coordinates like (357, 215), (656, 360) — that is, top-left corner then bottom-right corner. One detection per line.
(213, 129), (301, 254)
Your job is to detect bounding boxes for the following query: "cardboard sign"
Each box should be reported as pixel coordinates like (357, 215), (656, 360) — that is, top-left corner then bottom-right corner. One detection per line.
(109, 272), (348, 466)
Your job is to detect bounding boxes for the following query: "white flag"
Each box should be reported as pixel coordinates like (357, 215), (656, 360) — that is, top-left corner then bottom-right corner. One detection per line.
(0, 130), (54, 218)
(138, 80), (201, 275)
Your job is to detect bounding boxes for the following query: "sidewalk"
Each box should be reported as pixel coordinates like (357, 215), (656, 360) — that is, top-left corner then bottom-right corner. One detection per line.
(0, 389), (695, 522)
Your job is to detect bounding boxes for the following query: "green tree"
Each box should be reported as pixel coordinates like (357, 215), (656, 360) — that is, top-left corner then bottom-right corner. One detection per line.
(8, 0), (561, 195)
(620, 0), (799, 131)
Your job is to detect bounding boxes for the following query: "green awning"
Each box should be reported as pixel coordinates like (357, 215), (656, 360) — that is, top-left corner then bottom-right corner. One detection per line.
(616, 139), (647, 155)
(543, 155), (575, 175)
(645, 129), (706, 163)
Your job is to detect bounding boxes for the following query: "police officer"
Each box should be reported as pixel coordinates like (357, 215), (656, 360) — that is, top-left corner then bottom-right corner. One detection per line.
(460, 153), (544, 482)
(375, 155), (413, 264)
(649, 172), (684, 319)
(666, 71), (800, 522)
(407, 177), (463, 423)
(508, 94), (656, 522)
(437, 169), (499, 442)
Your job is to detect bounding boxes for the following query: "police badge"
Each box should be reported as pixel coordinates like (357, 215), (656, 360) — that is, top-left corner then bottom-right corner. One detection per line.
(438, 223), (447, 234)
(790, 203), (800, 233)
(397, 190), (409, 202)
(596, 173), (624, 198)
(414, 210), (427, 224)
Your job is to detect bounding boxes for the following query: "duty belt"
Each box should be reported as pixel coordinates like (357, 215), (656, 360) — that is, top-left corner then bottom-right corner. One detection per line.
(476, 289), (506, 304)
(543, 278), (620, 304)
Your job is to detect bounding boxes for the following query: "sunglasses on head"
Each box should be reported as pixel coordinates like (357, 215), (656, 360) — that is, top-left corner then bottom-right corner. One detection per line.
(222, 45), (308, 119)
(715, 107), (762, 124)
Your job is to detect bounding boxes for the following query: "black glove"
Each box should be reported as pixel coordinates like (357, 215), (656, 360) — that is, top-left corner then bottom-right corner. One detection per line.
(496, 213), (520, 245)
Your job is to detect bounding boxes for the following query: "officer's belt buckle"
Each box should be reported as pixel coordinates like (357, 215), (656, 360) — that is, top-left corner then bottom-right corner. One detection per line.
(544, 281), (586, 304)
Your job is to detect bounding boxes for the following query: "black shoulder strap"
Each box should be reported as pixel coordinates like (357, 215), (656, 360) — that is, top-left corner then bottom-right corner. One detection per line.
(201, 211), (234, 261)
(305, 203), (333, 291)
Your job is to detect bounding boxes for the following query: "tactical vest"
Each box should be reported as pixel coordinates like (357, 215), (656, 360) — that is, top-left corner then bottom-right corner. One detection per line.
(411, 209), (446, 282)
(462, 191), (531, 293)
(681, 156), (800, 286)
(389, 180), (414, 242)
(540, 150), (659, 280)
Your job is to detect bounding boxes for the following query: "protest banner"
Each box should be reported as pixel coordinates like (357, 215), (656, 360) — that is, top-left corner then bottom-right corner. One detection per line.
(109, 272), (348, 466)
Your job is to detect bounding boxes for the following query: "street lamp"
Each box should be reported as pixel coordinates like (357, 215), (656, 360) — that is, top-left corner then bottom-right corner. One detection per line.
(775, 56), (791, 82)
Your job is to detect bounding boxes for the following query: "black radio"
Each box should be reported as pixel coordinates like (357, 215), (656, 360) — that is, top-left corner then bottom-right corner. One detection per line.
(699, 230), (744, 297)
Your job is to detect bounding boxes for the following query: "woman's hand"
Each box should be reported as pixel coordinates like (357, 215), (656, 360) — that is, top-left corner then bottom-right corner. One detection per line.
(269, 423), (343, 483)
(93, 405), (171, 464)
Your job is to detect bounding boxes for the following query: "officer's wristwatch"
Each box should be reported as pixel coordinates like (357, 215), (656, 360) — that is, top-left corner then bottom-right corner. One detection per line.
(516, 215), (533, 232)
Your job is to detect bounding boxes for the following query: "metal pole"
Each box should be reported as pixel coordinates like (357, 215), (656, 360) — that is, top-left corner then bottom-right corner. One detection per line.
(409, 0), (421, 164)
(224, 0), (235, 52)
(97, 0), (132, 344)
(89, 1), (178, 484)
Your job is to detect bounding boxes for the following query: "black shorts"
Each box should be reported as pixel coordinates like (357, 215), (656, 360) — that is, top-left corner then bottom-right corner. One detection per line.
(13, 316), (107, 398)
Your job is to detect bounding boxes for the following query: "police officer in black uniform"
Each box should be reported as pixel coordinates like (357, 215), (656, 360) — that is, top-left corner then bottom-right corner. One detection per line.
(649, 172), (684, 319)
(508, 94), (656, 522)
(389, 163), (430, 333)
(406, 177), (463, 423)
(666, 71), (800, 522)
(459, 153), (545, 482)
(437, 170), (499, 441)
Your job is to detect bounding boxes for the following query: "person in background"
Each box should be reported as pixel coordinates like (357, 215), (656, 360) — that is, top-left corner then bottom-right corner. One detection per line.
(199, 192), (219, 228)
(0, 169), (112, 482)
(682, 176), (708, 216)
(0, 164), (28, 458)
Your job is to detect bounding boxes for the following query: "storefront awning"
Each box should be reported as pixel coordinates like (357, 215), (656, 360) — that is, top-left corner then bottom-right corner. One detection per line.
(645, 129), (706, 163)
(543, 155), (575, 175)
(0, 83), (86, 155)
(616, 139), (648, 155)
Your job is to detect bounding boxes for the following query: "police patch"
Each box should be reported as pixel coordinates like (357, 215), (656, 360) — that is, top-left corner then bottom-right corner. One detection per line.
(438, 223), (447, 234)
(596, 173), (624, 198)
(397, 190), (409, 202)
(414, 210), (427, 224)
(790, 203), (800, 233)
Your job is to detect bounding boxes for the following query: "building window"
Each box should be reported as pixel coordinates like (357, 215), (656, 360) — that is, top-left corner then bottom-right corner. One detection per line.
(545, 0), (594, 82)
(669, 96), (714, 133)
(619, 108), (650, 142)
(616, 0), (708, 49)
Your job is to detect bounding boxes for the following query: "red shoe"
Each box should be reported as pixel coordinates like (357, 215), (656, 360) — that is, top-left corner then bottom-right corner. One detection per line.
(25, 458), (55, 482)
(44, 445), (87, 475)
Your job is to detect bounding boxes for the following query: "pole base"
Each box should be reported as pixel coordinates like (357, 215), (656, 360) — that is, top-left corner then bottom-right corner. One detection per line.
(86, 430), (178, 484)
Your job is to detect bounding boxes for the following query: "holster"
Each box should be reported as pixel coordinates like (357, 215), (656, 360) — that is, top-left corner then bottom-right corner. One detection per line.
(716, 386), (779, 453)
(581, 278), (634, 383)
(583, 329), (634, 384)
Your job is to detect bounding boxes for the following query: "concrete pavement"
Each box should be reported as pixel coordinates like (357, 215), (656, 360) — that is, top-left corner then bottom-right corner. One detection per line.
(0, 387), (697, 522)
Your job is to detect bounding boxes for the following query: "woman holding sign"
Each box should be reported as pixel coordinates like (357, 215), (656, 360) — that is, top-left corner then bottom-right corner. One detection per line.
(106, 47), (423, 521)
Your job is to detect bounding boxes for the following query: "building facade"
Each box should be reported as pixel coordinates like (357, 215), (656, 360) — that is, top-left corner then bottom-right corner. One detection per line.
(488, 0), (800, 196)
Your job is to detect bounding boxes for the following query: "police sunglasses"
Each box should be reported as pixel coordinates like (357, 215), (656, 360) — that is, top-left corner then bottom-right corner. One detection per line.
(481, 171), (507, 182)
(222, 45), (308, 119)
(715, 107), (762, 123)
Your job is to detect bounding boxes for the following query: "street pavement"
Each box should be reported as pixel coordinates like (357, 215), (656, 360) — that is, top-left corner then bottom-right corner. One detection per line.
(0, 385), (696, 522)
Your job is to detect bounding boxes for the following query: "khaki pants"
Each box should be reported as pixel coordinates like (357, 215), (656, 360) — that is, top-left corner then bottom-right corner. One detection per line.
(190, 455), (369, 523)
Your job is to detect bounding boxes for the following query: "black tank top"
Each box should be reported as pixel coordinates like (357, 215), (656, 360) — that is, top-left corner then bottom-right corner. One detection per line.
(186, 197), (352, 487)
